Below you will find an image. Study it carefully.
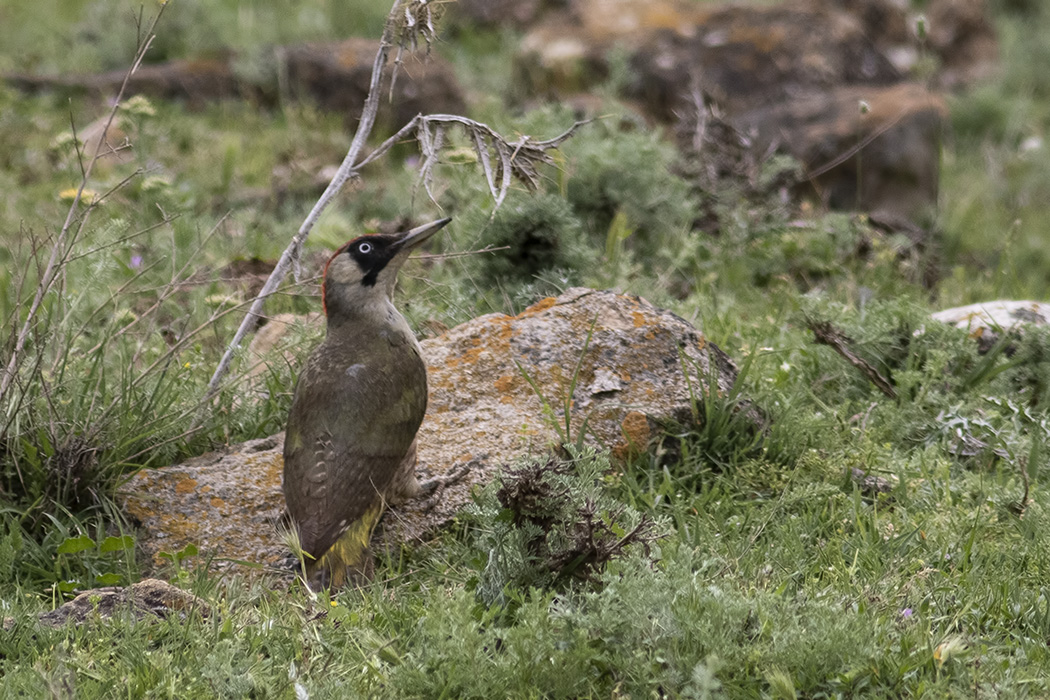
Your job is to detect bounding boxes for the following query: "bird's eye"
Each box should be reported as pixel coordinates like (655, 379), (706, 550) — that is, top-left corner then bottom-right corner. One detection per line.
(357, 242), (372, 255)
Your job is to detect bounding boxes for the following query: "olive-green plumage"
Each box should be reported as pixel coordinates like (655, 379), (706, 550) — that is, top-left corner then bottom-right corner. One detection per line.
(283, 217), (450, 589)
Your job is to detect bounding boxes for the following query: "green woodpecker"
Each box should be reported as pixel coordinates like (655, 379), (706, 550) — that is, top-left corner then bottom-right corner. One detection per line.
(283, 217), (451, 589)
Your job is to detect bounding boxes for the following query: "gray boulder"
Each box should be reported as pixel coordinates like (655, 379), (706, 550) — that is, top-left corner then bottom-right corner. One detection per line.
(120, 288), (751, 579)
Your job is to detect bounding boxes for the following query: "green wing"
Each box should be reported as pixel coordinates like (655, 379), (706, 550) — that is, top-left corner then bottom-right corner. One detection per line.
(283, 336), (427, 560)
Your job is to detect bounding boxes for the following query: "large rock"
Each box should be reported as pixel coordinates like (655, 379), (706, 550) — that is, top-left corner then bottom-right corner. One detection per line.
(514, 0), (903, 114)
(120, 288), (750, 578)
(625, 2), (903, 119)
(839, 0), (998, 88)
(734, 82), (947, 221)
(449, 0), (548, 29)
(513, 0), (995, 101)
(926, 0), (999, 89)
(121, 434), (289, 576)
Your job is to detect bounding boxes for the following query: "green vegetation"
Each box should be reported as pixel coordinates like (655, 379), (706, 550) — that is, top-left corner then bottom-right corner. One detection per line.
(4, 0), (1050, 697)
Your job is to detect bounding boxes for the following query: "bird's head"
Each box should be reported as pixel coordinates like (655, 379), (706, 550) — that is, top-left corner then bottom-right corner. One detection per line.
(321, 217), (450, 321)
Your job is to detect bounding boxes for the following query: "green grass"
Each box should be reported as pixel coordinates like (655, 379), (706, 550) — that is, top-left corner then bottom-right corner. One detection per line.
(4, 0), (1050, 697)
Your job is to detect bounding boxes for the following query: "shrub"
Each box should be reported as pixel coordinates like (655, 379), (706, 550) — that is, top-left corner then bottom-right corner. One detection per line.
(459, 191), (595, 301)
(464, 449), (659, 606)
(563, 121), (696, 258)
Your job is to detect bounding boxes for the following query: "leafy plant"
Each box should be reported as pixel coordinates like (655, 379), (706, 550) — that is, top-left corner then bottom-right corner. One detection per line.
(0, 506), (136, 596)
(465, 449), (659, 606)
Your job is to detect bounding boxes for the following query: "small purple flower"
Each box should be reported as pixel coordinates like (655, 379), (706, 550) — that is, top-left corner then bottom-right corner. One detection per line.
(131, 255), (143, 269)
(901, 608), (913, 619)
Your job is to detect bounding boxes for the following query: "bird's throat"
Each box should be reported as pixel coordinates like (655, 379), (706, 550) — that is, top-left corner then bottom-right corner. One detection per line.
(325, 296), (415, 349)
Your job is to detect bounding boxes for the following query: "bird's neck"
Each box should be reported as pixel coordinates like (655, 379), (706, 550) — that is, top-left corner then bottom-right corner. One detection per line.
(325, 295), (414, 342)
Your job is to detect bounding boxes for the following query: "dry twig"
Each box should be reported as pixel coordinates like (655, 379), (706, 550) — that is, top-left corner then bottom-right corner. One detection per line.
(807, 318), (897, 399)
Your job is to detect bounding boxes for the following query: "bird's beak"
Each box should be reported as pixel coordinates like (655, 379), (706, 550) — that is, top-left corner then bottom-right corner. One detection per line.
(397, 217), (451, 252)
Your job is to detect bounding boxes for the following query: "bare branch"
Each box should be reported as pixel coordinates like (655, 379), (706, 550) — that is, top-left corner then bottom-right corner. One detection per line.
(361, 115), (589, 208)
(418, 244), (511, 260)
(472, 129), (499, 200)
(205, 0), (406, 397)
(807, 318), (897, 399)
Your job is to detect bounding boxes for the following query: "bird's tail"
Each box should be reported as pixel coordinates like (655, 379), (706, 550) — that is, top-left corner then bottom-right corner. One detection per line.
(306, 500), (384, 589)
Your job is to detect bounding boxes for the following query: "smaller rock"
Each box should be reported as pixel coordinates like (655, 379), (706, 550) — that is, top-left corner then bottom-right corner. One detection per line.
(3, 579), (209, 630)
(851, 467), (896, 497)
(74, 115), (134, 171)
(244, 312), (322, 386)
(932, 300), (1050, 352)
(933, 300), (1050, 329)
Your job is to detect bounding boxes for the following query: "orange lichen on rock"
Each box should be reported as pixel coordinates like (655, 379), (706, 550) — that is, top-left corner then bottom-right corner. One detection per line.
(521, 296), (558, 316)
(494, 318), (515, 343)
(174, 478), (197, 495)
(613, 410), (652, 460)
(119, 434), (288, 579)
(444, 345), (485, 369)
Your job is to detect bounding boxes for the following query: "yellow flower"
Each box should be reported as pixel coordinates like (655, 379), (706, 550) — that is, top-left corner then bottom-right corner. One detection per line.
(59, 188), (99, 204)
(934, 636), (967, 668)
